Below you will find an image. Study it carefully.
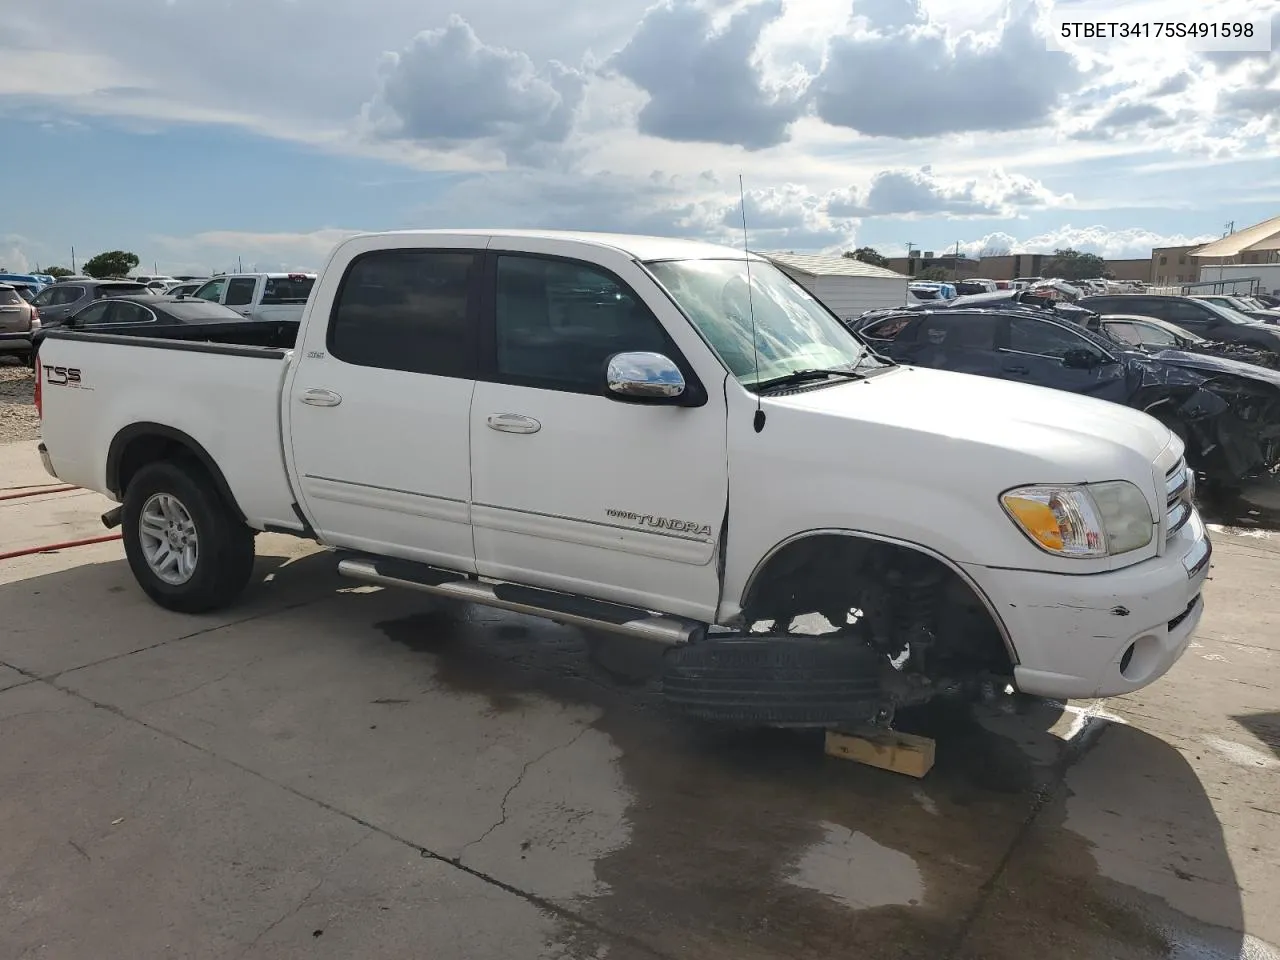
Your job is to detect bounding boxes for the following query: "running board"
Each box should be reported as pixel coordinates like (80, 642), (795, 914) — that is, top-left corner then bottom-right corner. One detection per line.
(336, 556), (705, 646)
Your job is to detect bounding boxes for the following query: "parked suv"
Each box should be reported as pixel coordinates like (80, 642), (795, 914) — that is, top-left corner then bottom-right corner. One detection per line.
(0, 283), (39, 364)
(1077, 293), (1280, 357)
(30, 279), (151, 329)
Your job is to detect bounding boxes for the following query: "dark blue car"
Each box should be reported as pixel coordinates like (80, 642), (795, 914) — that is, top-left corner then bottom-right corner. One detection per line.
(855, 306), (1280, 501)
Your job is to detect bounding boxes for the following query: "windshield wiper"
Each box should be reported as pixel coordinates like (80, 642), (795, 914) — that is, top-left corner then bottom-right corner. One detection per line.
(754, 366), (866, 392)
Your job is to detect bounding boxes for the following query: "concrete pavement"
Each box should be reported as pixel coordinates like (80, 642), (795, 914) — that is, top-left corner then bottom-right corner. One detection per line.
(1, 438), (1277, 959)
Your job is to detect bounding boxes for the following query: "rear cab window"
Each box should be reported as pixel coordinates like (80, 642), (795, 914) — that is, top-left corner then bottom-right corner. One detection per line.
(262, 275), (315, 304)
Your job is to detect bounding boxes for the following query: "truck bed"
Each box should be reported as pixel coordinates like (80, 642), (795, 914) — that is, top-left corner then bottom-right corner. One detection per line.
(37, 323), (304, 532)
(48, 319), (300, 353)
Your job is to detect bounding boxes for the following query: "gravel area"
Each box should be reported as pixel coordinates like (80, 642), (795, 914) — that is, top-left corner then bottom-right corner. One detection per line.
(0, 359), (39, 444)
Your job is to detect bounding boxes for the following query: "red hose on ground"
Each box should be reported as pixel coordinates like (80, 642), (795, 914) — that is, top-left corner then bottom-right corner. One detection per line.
(0, 533), (123, 561)
(0, 484), (78, 501)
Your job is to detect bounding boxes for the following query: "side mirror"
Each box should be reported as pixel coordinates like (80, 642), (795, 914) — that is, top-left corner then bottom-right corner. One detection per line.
(1061, 348), (1100, 369)
(62, 316), (80, 329)
(605, 352), (686, 403)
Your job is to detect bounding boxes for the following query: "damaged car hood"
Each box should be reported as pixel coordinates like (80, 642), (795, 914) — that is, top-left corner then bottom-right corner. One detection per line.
(1141, 348), (1280, 388)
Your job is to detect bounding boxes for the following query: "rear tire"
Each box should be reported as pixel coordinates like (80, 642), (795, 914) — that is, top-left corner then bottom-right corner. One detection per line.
(121, 460), (256, 613)
(661, 638), (885, 727)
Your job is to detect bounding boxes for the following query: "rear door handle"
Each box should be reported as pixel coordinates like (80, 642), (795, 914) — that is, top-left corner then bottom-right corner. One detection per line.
(486, 413), (541, 434)
(300, 388), (342, 407)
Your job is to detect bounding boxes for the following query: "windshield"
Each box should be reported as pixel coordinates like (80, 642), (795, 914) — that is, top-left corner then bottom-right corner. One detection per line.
(646, 259), (864, 386)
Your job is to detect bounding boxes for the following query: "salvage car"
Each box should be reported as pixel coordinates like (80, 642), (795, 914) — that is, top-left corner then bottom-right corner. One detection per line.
(859, 306), (1280, 504)
(35, 230), (1210, 727)
(0, 283), (39, 364)
(1078, 294), (1280, 358)
(1085, 314), (1280, 369)
(29, 295), (294, 362)
(30, 279), (151, 328)
(1190, 294), (1280, 325)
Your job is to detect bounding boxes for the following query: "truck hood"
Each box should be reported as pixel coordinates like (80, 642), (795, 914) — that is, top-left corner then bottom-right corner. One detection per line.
(768, 364), (1174, 480)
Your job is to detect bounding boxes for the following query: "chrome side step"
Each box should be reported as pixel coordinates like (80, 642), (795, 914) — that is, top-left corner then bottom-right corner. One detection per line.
(337, 556), (705, 646)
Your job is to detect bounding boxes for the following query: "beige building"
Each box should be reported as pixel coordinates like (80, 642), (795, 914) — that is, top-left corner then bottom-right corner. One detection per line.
(1101, 258), (1151, 282)
(885, 252), (981, 279)
(1151, 245), (1202, 286)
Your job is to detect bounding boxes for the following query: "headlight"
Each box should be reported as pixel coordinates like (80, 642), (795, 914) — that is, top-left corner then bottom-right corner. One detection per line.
(1001, 481), (1153, 558)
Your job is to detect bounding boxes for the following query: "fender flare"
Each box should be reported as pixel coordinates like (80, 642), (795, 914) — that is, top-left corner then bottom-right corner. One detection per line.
(106, 422), (246, 522)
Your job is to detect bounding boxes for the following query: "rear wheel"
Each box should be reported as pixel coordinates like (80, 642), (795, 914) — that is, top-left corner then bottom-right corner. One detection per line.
(661, 637), (886, 727)
(122, 460), (256, 613)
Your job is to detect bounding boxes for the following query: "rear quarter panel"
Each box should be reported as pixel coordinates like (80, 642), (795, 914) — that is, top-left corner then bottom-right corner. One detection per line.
(37, 335), (301, 529)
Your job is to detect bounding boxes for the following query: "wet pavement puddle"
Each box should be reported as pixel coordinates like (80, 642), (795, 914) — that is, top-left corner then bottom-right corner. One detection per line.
(368, 597), (1262, 960)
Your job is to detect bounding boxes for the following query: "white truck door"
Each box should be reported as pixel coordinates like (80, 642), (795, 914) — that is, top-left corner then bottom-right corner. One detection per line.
(224, 276), (258, 318)
(285, 242), (482, 573)
(469, 246), (729, 622)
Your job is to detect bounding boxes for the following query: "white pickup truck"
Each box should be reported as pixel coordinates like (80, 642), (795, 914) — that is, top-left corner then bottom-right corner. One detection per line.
(34, 230), (1211, 726)
(187, 272), (316, 322)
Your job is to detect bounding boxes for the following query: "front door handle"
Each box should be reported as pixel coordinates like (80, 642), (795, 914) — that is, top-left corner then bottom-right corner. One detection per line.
(486, 413), (541, 434)
(300, 388), (342, 407)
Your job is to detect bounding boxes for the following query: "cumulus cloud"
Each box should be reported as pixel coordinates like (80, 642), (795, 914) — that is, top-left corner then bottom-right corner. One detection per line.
(1070, 101), (1180, 141)
(811, 0), (1084, 138)
(361, 16), (587, 162)
(827, 167), (1069, 218)
(608, 0), (807, 150)
(713, 183), (856, 249)
(955, 226), (1219, 260)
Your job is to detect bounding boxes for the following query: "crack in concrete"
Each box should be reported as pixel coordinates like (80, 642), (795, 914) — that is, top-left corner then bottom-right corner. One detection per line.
(940, 711), (1113, 959)
(137, 656), (266, 709)
(237, 832), (371, 957)
(457, 725), (592, 860)
(34, 674), (670, 959)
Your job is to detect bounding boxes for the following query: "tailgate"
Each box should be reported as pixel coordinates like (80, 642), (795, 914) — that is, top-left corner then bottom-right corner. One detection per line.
(0, 304), (27, 333)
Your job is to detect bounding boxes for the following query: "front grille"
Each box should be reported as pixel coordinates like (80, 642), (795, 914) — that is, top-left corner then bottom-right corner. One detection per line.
(1165, 458), (1194, 541)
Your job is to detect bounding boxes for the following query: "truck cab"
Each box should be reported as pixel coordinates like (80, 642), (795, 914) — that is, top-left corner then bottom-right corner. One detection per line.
(190, 272), (316, 322)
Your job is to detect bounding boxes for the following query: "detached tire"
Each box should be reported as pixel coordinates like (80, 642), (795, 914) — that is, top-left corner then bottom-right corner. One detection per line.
(662, 638), (885, 727)
(121, 460), (256, 613)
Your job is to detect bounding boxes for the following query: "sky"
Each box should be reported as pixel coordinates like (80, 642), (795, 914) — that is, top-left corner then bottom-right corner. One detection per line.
(1, 0), (1278, 275)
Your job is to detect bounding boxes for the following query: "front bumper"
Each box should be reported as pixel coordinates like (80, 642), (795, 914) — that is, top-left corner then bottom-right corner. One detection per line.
(962, 511), (1211, 699)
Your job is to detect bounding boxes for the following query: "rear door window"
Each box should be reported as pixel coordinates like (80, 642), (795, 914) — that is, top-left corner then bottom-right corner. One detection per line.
(225, 277), (257, 307)
(860, 315), (918, 342)
(328, 250), (479, 378)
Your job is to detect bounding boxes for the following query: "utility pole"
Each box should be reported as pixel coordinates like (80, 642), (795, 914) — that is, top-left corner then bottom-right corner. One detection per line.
(238, 256), (243, 273)
(71, 246), (76, 273)
(905, 242), (915, 276)
(1224, 221), (1234, 237)
(953, 241), (961, 281)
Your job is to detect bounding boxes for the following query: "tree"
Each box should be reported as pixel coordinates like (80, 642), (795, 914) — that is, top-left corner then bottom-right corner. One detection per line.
(916, 267), (949, 281)
(82, 250), (140, 279)
(1044, 248), (1105, 282)
(844, 246), (890, 268)
(44, 266), (75, 279)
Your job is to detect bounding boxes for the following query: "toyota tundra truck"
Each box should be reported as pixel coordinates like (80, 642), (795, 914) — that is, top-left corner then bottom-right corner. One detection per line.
(33, 229), (1212, 726)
